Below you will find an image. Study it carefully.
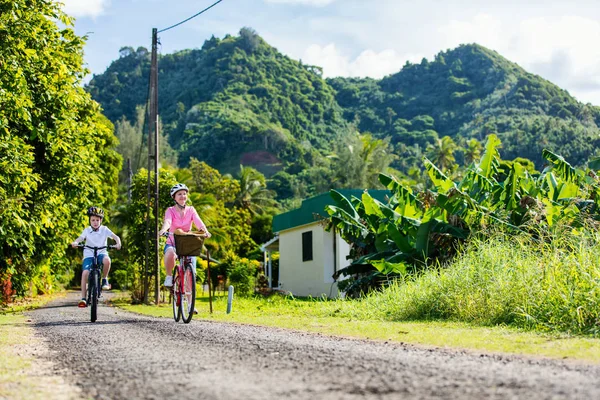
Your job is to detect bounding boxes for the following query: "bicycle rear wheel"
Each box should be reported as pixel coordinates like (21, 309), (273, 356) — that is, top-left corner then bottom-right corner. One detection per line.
(89, 270), (98, 323)
(180, 263), (196, 324)
(172, 266), (181, 322)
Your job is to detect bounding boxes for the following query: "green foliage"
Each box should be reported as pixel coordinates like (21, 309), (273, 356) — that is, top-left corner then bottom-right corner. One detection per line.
(0, 0), (121, 300)
(329, 131), (396, 189)
(227, 256), (260, 297)
(328, 135), (600, 296)
(121, 168), (176, 300)
(351, 230), (600, 335)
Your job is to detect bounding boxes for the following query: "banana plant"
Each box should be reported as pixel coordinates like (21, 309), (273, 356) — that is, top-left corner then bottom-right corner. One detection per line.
(326, 133), (600, 296)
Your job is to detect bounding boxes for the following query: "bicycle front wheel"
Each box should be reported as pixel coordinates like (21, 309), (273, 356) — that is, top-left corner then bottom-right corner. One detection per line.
(172, 267), (181, 322)
(89, 270), (98, 323)
(180, 263), (196, 324)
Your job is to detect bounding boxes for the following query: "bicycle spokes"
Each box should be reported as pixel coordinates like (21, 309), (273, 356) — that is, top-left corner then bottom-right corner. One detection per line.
(180, 264), (196, 323)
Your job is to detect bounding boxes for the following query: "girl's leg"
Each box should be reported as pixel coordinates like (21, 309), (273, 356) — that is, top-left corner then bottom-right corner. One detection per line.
(164, 248), (176, 276)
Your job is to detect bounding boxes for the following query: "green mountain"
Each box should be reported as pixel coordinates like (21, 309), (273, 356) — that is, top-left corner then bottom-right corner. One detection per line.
(328, 44), (600, 168)
(86, 28), (348, 177)
(87, 32), (600, 183)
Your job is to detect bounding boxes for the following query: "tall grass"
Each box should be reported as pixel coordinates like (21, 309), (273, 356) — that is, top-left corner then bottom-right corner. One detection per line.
(333, 230), (600, 335)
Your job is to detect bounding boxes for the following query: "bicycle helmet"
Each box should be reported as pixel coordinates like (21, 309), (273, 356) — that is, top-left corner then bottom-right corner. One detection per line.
(87, 206), (104, 219)
(170, 183), (189, 198)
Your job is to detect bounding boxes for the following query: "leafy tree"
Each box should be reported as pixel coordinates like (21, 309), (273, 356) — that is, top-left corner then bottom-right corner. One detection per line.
(0, 0), (121, 300)
(115, 106), (147, 181)
(188, 159), (239, 203)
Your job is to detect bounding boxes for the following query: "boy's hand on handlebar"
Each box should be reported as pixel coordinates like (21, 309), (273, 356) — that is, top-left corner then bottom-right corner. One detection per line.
(71, 242), (79, 248)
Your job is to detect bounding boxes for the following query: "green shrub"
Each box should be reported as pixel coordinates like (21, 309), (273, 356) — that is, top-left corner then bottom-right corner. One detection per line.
(229, 263), (255, 297)
(340, 230), (600, 336)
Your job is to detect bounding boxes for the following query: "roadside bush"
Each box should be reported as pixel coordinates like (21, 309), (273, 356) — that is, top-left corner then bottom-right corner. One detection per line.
(229, 264), (255, 297)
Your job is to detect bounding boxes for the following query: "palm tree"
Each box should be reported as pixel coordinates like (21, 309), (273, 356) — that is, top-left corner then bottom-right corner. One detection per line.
(464, 138), (483, 166)
(331, 132), (395, 189)
(234, 165), (276, 215)
(426, 136), (458, 172)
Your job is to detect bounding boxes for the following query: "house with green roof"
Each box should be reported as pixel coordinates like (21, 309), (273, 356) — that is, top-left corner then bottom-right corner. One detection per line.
(261, 189), (390, 298)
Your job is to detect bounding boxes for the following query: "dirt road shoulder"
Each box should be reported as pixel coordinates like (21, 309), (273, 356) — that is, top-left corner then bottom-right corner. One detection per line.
(0, 307), (82, 399)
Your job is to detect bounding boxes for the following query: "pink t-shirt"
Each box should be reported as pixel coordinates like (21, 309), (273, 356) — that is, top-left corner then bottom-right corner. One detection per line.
(164, 206), (210, 246)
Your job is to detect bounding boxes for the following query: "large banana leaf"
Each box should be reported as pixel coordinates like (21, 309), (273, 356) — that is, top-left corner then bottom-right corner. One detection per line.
(424, 158), (455, 193)
(330, 189), (360, 219)
(478, 134), (502, 179)
(542, 149), (581, 184)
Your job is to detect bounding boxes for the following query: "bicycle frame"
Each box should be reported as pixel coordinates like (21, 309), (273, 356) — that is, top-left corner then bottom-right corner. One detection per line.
(79, 244), (114, 323)
(162, 232), (199, 323)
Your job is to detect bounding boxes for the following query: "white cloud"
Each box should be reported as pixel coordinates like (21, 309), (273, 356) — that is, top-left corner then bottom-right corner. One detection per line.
(438, 13), (600, 104)
(61, 0), (110, 18)
(303, 43), (422, 78)
(438, 14), (507, 54)
(264, 0), (336, 6)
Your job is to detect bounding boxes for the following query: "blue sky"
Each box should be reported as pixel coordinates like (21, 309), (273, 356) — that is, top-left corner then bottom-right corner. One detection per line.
(62, 0), (600, 105)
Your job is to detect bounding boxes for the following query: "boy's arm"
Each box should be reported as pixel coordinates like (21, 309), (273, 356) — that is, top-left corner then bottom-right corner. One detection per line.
(71, 233), (86, 248)
(111, 233), (122, 250)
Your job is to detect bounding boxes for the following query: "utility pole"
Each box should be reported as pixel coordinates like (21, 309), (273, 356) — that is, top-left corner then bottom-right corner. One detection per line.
(150, 28), (160, 305)
(145, 28), (160, 304)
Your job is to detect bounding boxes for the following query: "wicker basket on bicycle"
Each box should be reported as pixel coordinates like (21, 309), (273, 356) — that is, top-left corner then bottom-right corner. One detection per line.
(173, 230), (205, 257)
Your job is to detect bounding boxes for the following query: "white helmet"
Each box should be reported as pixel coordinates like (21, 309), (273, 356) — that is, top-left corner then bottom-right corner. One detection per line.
(170, 183), (189, 198)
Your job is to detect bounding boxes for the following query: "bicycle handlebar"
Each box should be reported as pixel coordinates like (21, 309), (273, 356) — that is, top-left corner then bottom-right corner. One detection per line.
(77, 244), (119, 250)
(161, 231), (207, 238)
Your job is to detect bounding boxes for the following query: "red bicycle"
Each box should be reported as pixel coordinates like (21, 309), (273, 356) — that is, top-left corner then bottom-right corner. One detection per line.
(164, 232), (204, 323)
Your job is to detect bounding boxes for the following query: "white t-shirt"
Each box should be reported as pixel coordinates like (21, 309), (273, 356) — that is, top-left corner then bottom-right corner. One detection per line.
(77, 226), (115, 259)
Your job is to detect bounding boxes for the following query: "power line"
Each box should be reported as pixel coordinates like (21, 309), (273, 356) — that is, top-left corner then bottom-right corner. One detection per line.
(158, 0), (224, 33)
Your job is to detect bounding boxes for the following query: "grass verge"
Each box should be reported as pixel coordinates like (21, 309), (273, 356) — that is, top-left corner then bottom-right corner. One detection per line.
(0, 293), (81, 400)
(111, 291), (600, 364)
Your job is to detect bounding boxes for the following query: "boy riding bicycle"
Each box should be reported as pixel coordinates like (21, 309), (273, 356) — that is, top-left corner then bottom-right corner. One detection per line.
(71, 207), (122, 307)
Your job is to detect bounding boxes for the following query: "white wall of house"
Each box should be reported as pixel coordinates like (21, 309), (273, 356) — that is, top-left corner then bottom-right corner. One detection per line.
(278, 222), (350, 298)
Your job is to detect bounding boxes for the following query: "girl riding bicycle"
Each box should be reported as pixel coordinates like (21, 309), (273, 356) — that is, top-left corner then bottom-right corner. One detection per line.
(158, 183), (211, 289)
(71, 207), (122, 307)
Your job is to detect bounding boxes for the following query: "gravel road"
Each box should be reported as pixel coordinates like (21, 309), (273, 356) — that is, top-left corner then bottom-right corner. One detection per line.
(26, 291), (600, 400)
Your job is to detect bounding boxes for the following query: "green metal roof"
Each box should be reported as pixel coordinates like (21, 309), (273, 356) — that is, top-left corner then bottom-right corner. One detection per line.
(272, 189), (390, 233)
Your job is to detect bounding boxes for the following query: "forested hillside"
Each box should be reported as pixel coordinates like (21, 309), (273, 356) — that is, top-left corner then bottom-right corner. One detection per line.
(87, 31), (600, 196)
(329, 44), (600, 168)
(86, 28), (349, 179)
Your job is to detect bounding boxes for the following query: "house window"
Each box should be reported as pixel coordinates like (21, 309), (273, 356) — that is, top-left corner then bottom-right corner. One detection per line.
(302, 231), (313, 262)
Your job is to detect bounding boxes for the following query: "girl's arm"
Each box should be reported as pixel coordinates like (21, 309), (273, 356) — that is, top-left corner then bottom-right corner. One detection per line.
(158, 220), (171, 237)
(158, 208), (172, 236)
(191, 207), (211, 238)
